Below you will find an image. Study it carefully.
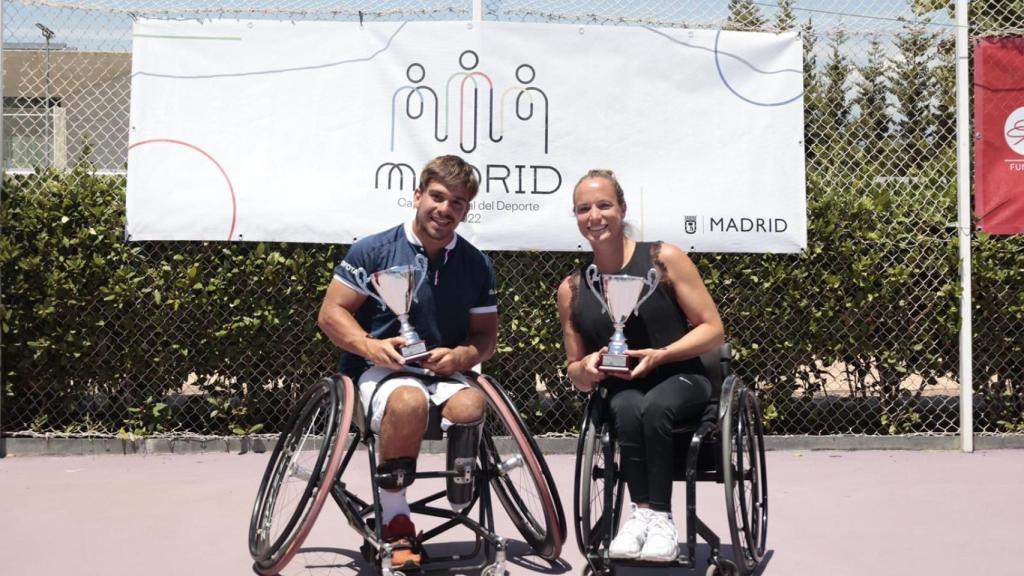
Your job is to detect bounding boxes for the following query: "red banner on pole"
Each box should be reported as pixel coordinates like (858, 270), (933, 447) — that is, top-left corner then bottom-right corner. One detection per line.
(974, 38), (1024, 235)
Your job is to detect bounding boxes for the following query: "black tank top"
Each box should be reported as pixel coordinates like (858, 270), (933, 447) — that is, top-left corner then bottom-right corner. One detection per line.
(571, 241), (706, 386)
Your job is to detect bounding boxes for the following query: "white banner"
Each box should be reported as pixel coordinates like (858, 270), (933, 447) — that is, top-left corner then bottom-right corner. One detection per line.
(128, 19), (805, 252)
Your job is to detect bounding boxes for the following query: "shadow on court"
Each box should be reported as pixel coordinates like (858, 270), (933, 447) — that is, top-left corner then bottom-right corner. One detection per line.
(0, 449), (1020, 575)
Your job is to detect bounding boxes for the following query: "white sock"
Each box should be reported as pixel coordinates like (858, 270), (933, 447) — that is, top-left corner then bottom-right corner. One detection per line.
(379, 488), (410, 524)
(650, 509), (673, 520)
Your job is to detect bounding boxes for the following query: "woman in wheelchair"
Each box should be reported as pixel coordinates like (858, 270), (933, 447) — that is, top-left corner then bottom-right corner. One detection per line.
(557, 170), (725, 562)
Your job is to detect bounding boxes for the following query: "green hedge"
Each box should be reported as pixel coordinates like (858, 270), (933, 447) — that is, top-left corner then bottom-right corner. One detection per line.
(1, 164), (340, 435)
(1, 162), (1021, 436)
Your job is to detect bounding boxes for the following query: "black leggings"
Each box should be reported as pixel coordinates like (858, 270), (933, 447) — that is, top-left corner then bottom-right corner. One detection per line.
(608, 373), (712, 512)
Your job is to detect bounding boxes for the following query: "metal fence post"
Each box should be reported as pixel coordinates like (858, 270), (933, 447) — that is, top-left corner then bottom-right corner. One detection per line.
(955, 0), (974, 453)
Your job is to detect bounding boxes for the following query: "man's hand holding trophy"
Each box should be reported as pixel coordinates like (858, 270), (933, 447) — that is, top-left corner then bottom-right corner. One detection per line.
(353, 253), (432, 363)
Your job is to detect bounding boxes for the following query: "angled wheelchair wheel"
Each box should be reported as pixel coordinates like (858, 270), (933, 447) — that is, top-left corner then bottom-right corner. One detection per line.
(475, 375), (565, 560)
(744, 390), (769, 559)
(573, 394), (622, 556)
(249, 375), (354, 575)
(720, 380), (768, 576)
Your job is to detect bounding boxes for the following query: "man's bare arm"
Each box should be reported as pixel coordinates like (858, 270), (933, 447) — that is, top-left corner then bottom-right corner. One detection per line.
(317, 279), (405, 369)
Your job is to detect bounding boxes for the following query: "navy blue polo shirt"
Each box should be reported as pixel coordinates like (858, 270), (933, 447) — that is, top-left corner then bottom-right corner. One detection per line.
(333, 221), (498, 378)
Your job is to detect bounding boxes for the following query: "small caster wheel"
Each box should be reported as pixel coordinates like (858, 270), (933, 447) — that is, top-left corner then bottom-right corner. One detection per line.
(716, 560), (739, 576)
(706, 564), (718, 576)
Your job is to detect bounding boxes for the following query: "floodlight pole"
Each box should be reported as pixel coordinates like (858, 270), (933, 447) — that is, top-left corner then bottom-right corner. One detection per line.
(955, 0), (973, 452)
(36, 23), (55, 168)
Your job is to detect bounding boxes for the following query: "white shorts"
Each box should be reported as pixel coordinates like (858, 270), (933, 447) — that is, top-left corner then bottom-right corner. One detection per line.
(357, 366), (472, 434)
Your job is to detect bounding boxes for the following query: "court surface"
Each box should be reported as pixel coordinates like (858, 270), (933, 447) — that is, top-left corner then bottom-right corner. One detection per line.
(1, 448), (1020, 575)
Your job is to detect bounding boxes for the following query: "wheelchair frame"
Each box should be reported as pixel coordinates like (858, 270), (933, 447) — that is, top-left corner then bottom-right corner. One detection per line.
(248, 371), (565, 576)
(573, 345), (768, 576)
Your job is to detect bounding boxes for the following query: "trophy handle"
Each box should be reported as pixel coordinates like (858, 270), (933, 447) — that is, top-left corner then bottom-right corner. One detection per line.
(584, 264), (608, 316)
(411, 253), (429, 303)
(633, 267), (661, 315)
(353, 267), (388, 310)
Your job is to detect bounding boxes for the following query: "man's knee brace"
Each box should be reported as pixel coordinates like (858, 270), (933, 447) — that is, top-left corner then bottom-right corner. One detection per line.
(445, 418), (484, 512)
(377, 457), (417, 490)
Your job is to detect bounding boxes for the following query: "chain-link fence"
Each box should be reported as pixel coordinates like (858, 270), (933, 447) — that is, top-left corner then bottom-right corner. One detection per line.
(2, 0), (1022, 441)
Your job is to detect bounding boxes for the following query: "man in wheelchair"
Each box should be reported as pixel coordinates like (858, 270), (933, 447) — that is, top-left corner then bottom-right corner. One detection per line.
(318, 155), (497, 570)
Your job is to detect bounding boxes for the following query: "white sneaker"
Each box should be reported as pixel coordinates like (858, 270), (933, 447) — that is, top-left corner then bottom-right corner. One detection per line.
(608, 504), (651, 559)
(640, 510), (679, 562)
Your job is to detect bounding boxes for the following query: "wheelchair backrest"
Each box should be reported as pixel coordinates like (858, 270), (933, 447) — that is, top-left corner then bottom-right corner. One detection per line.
(699, 343), (732, 400)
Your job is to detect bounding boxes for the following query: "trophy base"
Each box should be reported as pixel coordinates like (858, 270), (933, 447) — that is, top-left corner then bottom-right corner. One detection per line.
(599, 353), (635, 373)
(401, 341), (431, 363)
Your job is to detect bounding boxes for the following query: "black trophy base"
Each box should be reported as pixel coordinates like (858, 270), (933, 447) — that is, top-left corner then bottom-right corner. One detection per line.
(401, 341), (431, 363)
(599, 353), (635, 373)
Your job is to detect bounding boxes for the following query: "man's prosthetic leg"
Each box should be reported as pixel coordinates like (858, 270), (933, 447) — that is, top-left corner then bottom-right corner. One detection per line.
(445, 417), (484, 512)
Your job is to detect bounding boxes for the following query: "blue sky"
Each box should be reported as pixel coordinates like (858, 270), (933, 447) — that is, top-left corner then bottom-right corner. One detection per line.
(3, 0), (955, 53)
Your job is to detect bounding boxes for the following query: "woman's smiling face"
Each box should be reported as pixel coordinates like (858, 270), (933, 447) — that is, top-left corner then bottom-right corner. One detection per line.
(573, 176), (625, 245)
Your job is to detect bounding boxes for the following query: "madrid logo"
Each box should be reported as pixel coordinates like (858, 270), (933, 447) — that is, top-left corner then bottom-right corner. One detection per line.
(376, 50), (561, 196)
(684, 216), (698, 234)
(1005, 107), (1024, 157)
(389, 50), (550, 155)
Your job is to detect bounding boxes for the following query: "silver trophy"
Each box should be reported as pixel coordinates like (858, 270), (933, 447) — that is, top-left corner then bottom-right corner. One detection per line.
(354, 253), (431, 362)
(585, 264), (661, 373)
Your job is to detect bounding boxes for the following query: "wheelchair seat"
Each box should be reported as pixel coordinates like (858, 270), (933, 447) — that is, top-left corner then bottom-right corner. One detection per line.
(350, 374), (446, 441)
(669, 344), (732, 480)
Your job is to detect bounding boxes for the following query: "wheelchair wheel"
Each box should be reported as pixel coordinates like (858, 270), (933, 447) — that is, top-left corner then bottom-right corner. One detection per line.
(249, 375), (354, 575)
(720, 380), (768, 575)
(475, 375), (565, 560)
(573, 394), (622, 556)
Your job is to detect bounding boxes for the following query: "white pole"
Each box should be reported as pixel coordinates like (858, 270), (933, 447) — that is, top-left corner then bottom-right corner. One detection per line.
(472, 0), (483, 23)
(955, 0), (973, 453)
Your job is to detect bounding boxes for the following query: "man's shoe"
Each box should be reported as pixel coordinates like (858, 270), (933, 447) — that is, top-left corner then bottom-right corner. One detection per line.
(608, 504), (651, 559)
(382, 514), (422, 569)
(639, 510), (679, 562)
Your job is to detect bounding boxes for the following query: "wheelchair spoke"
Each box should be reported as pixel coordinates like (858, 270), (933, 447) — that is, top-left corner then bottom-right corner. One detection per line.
(722, 385), (770, 573)
(486, 435), (546, 541)
(264, 405), (328, 546)
(575, 401), (619, 557)
(473, 374), (563, 561)
(744, 392), (768, 557)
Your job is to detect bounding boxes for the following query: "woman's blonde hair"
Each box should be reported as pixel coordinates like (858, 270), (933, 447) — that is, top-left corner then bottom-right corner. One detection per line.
(572, 169), (626, 209)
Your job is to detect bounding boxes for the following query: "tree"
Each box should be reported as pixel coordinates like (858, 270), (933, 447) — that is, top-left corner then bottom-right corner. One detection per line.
(912, 0), (1024, 33)
(888, 20), (940, 167)
(853, 37), (891, 153)
(821, 28), (852, 136)
(931, 35), (956, 150)
(802, 18), (823, 157)
(727, 0), (767, 31)
(775, 0), (798, 32)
